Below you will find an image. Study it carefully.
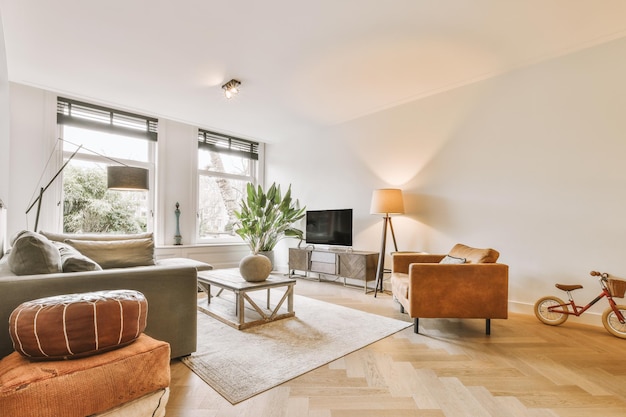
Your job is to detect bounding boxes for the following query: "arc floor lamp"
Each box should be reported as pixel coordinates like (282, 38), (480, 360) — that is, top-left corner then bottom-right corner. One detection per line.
(26, 140), (149, 231)
(370, 188), (405, 297)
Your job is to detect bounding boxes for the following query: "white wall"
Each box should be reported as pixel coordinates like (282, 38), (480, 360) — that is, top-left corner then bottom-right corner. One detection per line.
(0, 10), (10, 206)
(156, 119), (197, 246)
(0, 11), (8, 256)
(267, 36), (626, 322)
(7, 84), (57, 233)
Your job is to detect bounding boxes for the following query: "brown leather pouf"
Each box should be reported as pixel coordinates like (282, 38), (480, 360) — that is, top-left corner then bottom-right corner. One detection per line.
(9, 289), (147, 360)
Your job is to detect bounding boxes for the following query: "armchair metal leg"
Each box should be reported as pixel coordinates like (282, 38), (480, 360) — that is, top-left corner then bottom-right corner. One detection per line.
(486, 319), (491, 335)
(414, 318), (419, 333)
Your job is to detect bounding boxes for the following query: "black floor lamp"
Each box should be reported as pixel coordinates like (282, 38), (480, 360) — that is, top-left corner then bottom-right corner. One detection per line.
(25, 140), (150, 231)
(370, 188), (404, 297)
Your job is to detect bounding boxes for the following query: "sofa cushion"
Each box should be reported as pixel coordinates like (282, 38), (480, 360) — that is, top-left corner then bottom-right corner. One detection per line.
(448, 243), (499, 263)
(390, 273), (410, 300)
(41, 231), (153, 243)
(8, 231), (62, 275)
(65, 238), (155, 269)
(439, 255), (466, 264)
(9, 290), (148, 360)
(53, 242), (102, 272)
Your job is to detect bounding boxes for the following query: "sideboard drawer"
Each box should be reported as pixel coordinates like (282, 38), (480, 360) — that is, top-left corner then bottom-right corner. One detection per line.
(310, 251), (336, 263)
(310, 261), (337, 275)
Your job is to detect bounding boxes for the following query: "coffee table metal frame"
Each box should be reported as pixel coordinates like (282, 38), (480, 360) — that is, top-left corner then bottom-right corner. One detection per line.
(197, 268), (296, 330)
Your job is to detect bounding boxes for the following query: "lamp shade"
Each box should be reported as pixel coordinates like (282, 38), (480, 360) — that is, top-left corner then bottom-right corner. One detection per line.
(107, 166), (149, 191)
(370, 188), (404, 215)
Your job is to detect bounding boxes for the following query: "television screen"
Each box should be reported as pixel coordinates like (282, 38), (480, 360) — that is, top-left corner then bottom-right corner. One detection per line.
(305, 209), (353, 246)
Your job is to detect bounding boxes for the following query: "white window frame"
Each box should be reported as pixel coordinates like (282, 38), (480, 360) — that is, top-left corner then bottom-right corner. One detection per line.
(56, 97), (157, 233)
(196, 129), (263, 244)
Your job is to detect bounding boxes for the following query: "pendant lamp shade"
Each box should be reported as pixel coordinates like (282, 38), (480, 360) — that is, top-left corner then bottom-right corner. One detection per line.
(107, 166), (149, 191)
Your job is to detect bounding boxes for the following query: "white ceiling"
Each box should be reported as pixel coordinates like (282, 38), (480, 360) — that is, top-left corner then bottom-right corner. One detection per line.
(2, 0), (626, 143)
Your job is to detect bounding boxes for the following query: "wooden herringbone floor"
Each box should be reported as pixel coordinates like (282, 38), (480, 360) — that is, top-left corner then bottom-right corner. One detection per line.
(166, 278), (626, 417)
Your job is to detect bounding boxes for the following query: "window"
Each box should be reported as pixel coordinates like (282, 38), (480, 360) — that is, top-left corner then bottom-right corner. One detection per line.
(197, 129), (260, 242)
(57, 97), (157, 234)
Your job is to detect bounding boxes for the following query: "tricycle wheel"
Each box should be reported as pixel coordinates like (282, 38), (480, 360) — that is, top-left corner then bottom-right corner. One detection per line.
(602, 305), (626, 339)
(534, 296), (568, 326)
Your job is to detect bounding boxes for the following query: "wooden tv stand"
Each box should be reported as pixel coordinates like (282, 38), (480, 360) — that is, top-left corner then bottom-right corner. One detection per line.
(288, 247), (379, 293)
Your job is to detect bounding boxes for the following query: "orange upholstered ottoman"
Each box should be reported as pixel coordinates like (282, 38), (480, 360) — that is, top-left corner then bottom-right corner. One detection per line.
(0, 333), (170, 417)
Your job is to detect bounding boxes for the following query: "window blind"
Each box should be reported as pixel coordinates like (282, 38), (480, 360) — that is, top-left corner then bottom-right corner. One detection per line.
(57, 97), (158, 141)
(198, 129), (259, 160)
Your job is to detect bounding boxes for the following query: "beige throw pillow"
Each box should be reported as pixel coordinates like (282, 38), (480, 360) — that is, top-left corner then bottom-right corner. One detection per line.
(65, 238), (155, 269)
(41, 231), (153, 243)
(8, 231), (62, 275)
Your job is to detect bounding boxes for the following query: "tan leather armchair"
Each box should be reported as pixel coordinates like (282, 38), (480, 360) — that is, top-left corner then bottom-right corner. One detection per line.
(390, 244), (509, 335)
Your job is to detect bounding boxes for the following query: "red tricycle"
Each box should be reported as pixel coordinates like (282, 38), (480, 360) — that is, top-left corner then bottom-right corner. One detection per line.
(534, 271), (626, 338)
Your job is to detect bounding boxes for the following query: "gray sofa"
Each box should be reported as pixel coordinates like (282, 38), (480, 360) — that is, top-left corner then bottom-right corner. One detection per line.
(0, 232), (211, 359)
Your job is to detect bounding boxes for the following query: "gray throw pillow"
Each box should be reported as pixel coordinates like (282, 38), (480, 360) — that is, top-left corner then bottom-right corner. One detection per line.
(53, 241), (102, 272)
(8, 231), (62, 275)
(439, 255), (466, 264)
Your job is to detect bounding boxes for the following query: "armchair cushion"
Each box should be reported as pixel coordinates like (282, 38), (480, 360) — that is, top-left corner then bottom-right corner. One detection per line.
(448, 243), (499, 263)
(390, 272), (410, 300)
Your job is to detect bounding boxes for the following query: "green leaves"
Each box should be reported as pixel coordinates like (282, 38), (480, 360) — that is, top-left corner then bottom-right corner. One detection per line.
(233, 182), (305, 254)
(63, 165), (146, 233)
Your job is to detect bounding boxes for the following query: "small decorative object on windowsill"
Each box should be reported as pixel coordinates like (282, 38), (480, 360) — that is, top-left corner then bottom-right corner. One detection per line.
(174, 202), (182, 245)
(234, 182), (305, 282)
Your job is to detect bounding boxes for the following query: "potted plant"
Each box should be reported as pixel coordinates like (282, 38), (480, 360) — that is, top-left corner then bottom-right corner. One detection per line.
(234, 182), (306, 281)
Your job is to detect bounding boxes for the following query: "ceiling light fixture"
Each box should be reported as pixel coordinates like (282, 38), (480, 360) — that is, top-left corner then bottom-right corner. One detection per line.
(222, 79), (241, 99)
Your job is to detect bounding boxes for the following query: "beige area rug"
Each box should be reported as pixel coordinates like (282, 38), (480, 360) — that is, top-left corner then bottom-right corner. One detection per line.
(181, 293), (411, 404)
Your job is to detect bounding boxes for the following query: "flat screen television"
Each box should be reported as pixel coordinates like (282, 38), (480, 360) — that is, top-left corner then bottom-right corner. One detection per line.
(305, 209), (353, 247)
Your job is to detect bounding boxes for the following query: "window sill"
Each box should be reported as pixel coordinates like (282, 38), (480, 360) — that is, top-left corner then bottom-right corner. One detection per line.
(156, 242), (248, 249)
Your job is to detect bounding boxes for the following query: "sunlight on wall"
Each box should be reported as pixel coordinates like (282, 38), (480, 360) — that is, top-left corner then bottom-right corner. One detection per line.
(337, 79), (497, 187)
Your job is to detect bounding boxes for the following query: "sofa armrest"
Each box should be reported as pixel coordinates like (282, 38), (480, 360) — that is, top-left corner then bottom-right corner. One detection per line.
(392, 253), (445, 273)
(406, 263), (509, 319)
(156, 257), (213, 271)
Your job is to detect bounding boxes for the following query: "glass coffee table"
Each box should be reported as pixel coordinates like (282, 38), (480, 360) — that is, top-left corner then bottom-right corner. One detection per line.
(197, 268), (296, 330)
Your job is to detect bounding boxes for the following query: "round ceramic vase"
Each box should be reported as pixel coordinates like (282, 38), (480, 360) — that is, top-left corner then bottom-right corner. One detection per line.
(239, 254), (272, 282)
